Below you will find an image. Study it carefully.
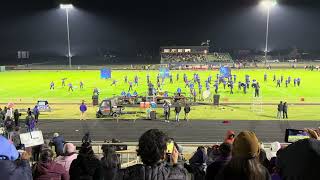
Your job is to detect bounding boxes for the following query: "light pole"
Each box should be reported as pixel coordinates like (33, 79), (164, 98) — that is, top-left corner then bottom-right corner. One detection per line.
(260, 0), (277, 65)
(60, 4), (73, 69)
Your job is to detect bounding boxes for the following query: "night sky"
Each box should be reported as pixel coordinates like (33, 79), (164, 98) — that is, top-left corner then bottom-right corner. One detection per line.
(1, 0), (320, 64)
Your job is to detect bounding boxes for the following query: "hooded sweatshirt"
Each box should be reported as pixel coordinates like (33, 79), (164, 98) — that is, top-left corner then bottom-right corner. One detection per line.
(0, 136), (32, 180)
(32, 161), (69, 180)
(55, 153), (78, 172)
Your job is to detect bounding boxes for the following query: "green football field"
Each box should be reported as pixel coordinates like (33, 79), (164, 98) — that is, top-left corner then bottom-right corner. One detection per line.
(0, 69), (319, 120)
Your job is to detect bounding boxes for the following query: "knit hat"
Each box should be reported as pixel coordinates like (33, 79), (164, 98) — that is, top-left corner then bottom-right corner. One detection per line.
(232, 131), (260, 159)
(63, 143), (76, 154)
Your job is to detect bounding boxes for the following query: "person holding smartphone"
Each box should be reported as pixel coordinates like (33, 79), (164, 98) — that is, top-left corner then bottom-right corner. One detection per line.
(118, 129), (188, 180)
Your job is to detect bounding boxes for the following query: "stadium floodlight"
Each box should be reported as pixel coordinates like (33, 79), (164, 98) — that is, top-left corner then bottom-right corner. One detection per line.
(260, 0), (277, 65)
(261, 0), (277, 8)
(60, 4), (73, 9)
(60, 4), (73, 69)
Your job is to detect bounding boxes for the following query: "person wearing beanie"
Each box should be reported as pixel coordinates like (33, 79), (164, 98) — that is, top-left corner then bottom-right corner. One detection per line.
(69, 142), (103, 180)
(215, 131), (271, 180)
(55, 143), (78, 172)
(0, 135), (33, 180)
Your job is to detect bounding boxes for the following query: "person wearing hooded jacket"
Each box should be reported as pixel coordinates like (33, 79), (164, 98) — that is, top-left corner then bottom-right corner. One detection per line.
(32, 148), (69, 180)
(0, 135), (32, 180)
(185, 146), (208, 180)
(205, 143), (232, 180)
(69, 142), (103, 180)
(55, 143), (78, 172)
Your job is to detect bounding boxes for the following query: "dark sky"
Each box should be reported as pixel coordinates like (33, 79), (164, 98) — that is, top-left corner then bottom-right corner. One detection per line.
(1, 0), (320, 64)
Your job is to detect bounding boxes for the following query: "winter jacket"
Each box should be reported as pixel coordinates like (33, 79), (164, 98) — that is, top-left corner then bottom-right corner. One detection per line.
(55, 153), (78, 172)
(52, 136), (65, 156)
(32, 161), (69, 180)
(14, 111), (21, 121)
(33, 107), (40, 115)
(0, 159), (32, 180)
(80, 104), (87, 112)
(187, 148), (208, 180)
(175, 106), (182, 113)
(117, 162), (189, 180)
(25, 115), (36, 129)
(69, 154), (103, 180)
(205, 156), (231, 180)
(184, 106), (191, 113)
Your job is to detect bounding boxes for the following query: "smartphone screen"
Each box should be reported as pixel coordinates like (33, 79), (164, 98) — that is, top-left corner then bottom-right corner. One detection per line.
(285, 129), (309, 143)
(166, 141), (174, 154)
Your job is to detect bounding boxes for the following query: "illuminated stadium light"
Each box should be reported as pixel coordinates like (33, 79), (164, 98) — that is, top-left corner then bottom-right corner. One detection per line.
(260, 0), (277, 9)
(60, 4), (73, 9)
(260, 0), (277, 65)
(60, 4), (73, 69)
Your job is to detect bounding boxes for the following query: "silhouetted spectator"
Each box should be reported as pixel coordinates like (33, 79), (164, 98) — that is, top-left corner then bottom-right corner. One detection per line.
(175, 103), (182, 122)
(206, 143), (232, 180)
(11, 127), (22, 149)
(216, 131), (271, 180)
(184, 103), (191, 121)
(117, 129), (189, 180)
(4, 116), (14, 139)
(277, 138), (320, 180)
(69, 142), (103, 180)
(186, 146), (207, 180)
(82, 132), (92, 143)
(259, 148), (270, 169)
(283, 102), (288, 119)
(13, 109), (22, 127)
(101, 145), (120, 180)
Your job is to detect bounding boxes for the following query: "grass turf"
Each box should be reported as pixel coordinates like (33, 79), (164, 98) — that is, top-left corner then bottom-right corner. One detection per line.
(0, 69), (319, 120)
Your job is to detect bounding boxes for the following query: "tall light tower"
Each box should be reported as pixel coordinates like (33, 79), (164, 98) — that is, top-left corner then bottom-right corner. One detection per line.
(260, 0), (277, 65)
(60, 4), (73, 69)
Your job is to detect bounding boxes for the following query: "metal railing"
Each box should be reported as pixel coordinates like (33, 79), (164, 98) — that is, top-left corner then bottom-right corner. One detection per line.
(68, 141), (290, 168)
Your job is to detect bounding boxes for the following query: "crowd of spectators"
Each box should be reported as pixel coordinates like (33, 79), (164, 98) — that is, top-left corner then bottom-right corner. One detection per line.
(1, 126), (320, 180)
(161, 53), (233, 64)
(1, 106), (40, 137)
(161, 53), (207, 63)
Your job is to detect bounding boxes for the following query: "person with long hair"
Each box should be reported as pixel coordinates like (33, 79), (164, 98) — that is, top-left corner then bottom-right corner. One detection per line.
(101, 145), (120, 180)
(69, 142), (102, 180)
(32, 148), (69, 180)
(216, 131), (271, 180)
